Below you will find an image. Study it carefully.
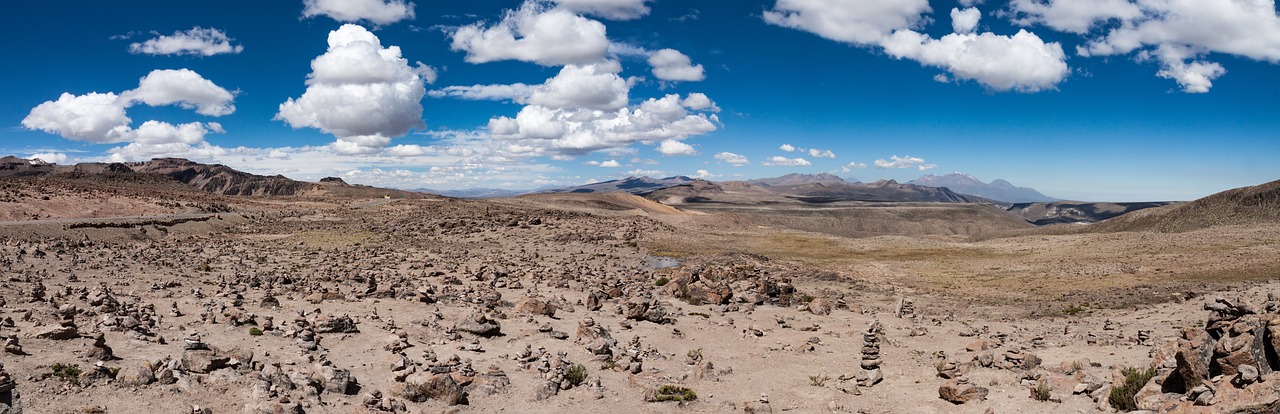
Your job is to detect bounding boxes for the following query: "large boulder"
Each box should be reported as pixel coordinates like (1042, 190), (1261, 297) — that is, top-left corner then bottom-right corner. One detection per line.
(456, 312), (501, 337)
(316, 365), (356, 395)
(395, 373), (465, 405)
(939, 379), (988, 404)
(116, 363), (155, 387)
(182, 349), (230, 373)
(514, 297), (557, 317)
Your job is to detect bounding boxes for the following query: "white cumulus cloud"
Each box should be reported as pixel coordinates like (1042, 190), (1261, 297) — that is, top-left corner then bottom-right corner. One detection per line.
(763, 156), (811, 166)
(780, 144), (797, 152)
(486, 93), (719, 157)
(765, 1), (1069, 92)
(874, 154), (936, 170)
(841, 161), (867, 172)
(764, 0), (932, 45)
(656, 139), (697, 156)
(128, 27), (244, 56)
(648, 48), (706, 82)
(880, 28), (1069, 92)
(808, 148), (836, 158)
(1073, 0), (1280, 93)
(22, 92), (131, 143)
(951, 7), (981, 34)
(302, 0), (415, 25)
(450, 1), (610, 66)
(680, 93), (719, 112)
(714, 152), (749, 166)
(122, 69), (237, 116)
(1007, 0), (1142, 34)
(599, 159), (622, 167)
(552, 0), (651, 20)
(276, 24), (429, 155)
(22, 68), (234, 154)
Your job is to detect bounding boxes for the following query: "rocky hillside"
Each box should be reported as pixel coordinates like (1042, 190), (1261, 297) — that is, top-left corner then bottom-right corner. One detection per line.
(1008, 201), (1179, 225)
(1091, 179), (1280, 232)
(130, 158), (320, 196)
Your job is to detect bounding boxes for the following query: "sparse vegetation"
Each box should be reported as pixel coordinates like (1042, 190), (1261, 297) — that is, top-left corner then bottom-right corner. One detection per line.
(1109, 366), (1157, 411)
(249, 327), (264, 336)
(565, 363), (587, 387)
(809, 374), (829, 387)
(1063, 304), (1087, 315)
(1031, 381), (1052, 401)
(655, 277), (669, 287)
(42, 363), (82, 384)
(653, 385), (697, 402)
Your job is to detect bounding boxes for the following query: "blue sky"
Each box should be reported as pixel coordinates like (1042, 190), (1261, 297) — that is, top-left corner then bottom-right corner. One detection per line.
(2, 0), (1277, 201)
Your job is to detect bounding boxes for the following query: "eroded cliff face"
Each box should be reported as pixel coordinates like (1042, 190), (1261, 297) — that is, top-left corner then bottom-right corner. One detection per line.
(131, 158), (319, 196)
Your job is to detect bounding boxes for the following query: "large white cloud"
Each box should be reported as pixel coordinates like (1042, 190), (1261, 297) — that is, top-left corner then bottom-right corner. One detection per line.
(450, 1), (610, 66)
(881, 27), (1069, 92)
(22, 92), (131, 143)
(1015, 0), (1280, 92)
(276, 24), (429, 155)
(764, 0), (932, 45)
(487, 93), (719, 156)
(122, 69), (237, 116)
(764, 1), (1069, 92)
(302, 0), (415, 25)
(1092, 0), (1280, 92)
(528, 61), (630, 110)
(1007, 0), (1142, 34)
(552, 0), (651, 20)
(648, 48), (706, 82)
(22, 69), (234, 151)
(128, 27), (244, 56)
(429, 61), (628, 110)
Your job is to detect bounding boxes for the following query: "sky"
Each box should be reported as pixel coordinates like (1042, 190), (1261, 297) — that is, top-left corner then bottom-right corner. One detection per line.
(2, 0), (1278, 201)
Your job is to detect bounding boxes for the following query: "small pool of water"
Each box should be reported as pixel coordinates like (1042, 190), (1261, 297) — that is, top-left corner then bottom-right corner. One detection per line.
(643, 256), (682, 269)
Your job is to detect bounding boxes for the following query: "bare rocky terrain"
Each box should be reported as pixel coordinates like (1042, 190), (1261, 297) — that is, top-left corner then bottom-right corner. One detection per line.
(0, 161), (1278, 414)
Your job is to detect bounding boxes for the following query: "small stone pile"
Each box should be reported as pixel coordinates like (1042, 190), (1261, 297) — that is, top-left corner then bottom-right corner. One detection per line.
(0, 362), (21, 414)
(895, 298), (915, 319)
(859, 320), (884, 387)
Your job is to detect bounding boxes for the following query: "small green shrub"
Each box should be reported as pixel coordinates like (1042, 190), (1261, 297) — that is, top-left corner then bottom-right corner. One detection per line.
(249, 327), (264, 336)
(42, 363), (82, 384)
(654, 385), (697, 402)
(1109, 366), (1157, 411)
(655, 277), (670, 287)
(565, 363), (587, 387)
(1031, 381), (1052, 401)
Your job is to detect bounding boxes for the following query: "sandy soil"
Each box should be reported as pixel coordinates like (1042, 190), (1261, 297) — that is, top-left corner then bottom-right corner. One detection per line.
(0, 190), (1278, 414)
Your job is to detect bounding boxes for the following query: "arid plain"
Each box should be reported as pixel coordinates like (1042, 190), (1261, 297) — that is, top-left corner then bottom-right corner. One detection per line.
(0, 161), (1277, 414)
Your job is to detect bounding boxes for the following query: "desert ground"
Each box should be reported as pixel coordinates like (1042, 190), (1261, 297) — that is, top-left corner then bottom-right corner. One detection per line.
(1, 172), (1278, 414)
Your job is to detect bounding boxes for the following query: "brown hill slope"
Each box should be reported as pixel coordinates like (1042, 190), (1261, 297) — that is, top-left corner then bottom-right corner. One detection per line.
(1089, 179), (1280, 232)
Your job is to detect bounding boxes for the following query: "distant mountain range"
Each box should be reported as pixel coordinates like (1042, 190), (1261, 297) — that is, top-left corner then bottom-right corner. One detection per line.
(747, 172), (851, 187)
(909, 173), (1055, 203)
(0, 156), (425, 199)
(538, 175), (698, 195)
(534, 172), (1054, 205)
